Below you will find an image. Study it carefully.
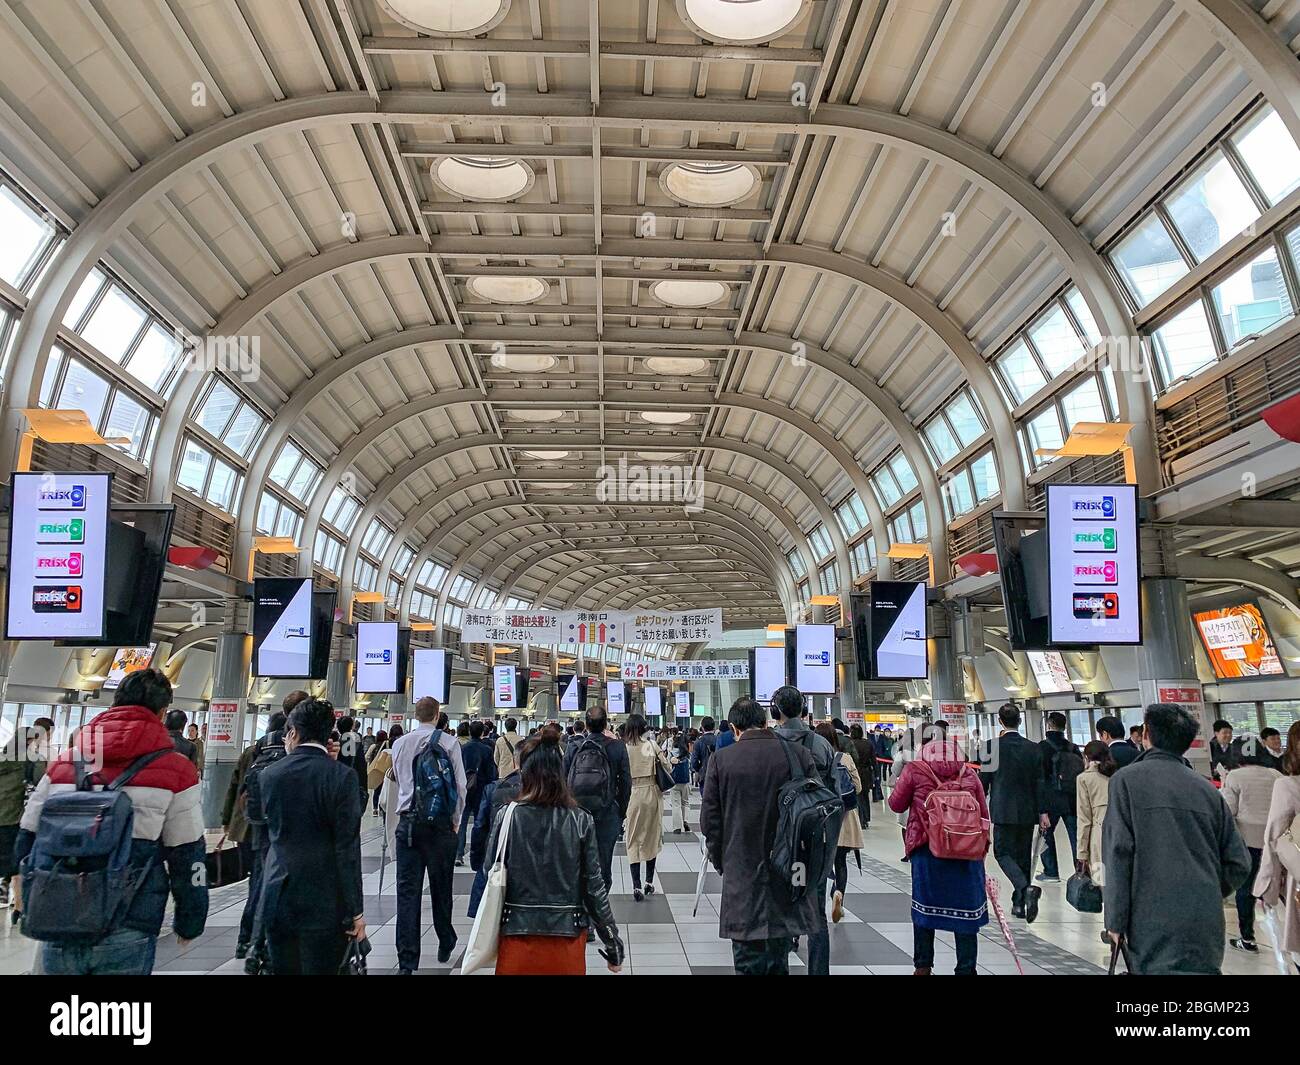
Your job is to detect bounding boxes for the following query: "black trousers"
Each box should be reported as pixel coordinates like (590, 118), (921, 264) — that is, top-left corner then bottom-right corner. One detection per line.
(993, 822), (1036, 894)
(396, 816), (457, 970)
(913, 926), (978, 974)
(833, 847), (850, 897)
(267, 928), (348, 975)
(239, 827), (268, 949)
(732, 937), (790, 975)
(592, 806), (621, 891)
(1235, 847), (1264, 941)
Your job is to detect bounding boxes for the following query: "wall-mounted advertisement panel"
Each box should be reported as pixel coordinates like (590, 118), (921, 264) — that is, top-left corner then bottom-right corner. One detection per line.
(791, 624), (836, 693)
(6, 471), (112, 640)
(355, 621), (403, 694)
(869, 581), (928, 680)
(412, 647), (452, 703)
(607, 679), (626, 715)
(1046, 483), (1140, 646)
(644, 686), (663, 717)
(494, 664), (527, 709)
(750, 646), (786, 703)
(1192, 601), (1287, 680)
(1027, 650), (1072, 695)
(252, 577), (314, 678)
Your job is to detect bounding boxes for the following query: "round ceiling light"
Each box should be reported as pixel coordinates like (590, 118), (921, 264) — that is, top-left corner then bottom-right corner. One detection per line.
(676, 0), (808, 45)
(645, 356), (708, 376)
(431, 156), (534, 201)
(640, 411), (693, 425)
(468, 275), (548, 304)
(523, 450), (570, 460)
(379, 0), (512, 36)
(650, 279), (729, 308)
(661, 160), (760, 207)
(490, 352), (557, 373)
(509, 408), (567, 423)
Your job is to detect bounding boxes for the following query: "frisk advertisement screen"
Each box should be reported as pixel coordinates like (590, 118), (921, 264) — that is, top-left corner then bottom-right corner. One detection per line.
(1046, 484), (1140, 646)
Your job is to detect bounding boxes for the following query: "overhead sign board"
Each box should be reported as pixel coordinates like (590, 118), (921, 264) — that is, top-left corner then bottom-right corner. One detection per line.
(1046, 483), (1141, 645)
(621, 658), (748, 681)
(6, 471), (112, 640)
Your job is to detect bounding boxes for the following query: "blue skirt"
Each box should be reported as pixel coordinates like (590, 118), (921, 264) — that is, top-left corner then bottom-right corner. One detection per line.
(909, 845), (989, 932)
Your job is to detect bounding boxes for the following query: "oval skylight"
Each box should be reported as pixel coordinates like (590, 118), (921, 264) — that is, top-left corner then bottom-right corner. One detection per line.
(640, 411), (693, 425)
(431, 156), (534, 201)
(523, 449), (570, 460)
(380, 0), (512, 36)
(650, 279), (729, 308)
(676, 0), (808, 45)
(661, 160), (759, 206)
(646, 356), (708, 376)
(490, 352), (557, 372)
(510, 409), (566, 423)
(468, 276), (548, 304)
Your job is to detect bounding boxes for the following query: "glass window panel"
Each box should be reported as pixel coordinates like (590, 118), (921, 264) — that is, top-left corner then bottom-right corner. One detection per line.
(1064, 287), (1102, 347)
(1217, 703), (1260, 733)
(256, 492), (278, 535)
(196, 380), (238, 438)
(944, 468), (975, 515)
(222, 403), (264, 456)
(888, 452), (918, 493)
(287, 459), (320, 500)
(355, 559), (378, 593)
(871, 469), (901, 508)
(1165, 151), (1260, 263)
(1025, 407), (1065, 458)
(0, 185), (57, 289)
(945, 391), (984, 446)
(206, 459), (239, 512)
(177, 439), (211, 495)
(62, 269), (105, 330)
(908, 501), (928, 541)
(996, 338), (1047, 405)
(103, 391), (151, 459)
(39, 347), (62, 407)
(268, 444), (301, 487)
(1028, 303), (1086, 377)
(923, 417), (959, 463)
(970, 450), (999, 502)
(1151, 300), (1219, 385)
(57, 358), (111, 427)
(1111, 213), (1189, 306)
(79, 286), (147, 362)
(273, 504), (301, 540)
(393, 545), (415, 578)
(1231, 107), (1300, 206)
(1262, 701), (1300, 731)
(1209, 244), (1294, 349)
(1060, 377), (1106, 433)
(127, 322), (179, 392)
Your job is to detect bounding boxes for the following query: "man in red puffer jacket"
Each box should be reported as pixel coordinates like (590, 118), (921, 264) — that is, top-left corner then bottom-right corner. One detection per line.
(16, 668), (209, 975)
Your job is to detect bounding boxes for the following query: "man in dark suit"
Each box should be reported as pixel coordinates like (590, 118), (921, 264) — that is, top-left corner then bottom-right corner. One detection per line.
(258, 698), (365, 975)
(1096, 715), (1139, 769)
(980, 703), (1047, 921)
(700, 697), (820, 975)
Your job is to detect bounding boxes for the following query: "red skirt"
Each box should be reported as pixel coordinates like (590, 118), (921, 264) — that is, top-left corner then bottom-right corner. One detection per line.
(495, 933), (587, 975)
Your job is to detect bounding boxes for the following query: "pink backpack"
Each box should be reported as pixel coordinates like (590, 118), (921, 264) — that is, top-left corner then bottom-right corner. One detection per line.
(917, 761), (988, 861)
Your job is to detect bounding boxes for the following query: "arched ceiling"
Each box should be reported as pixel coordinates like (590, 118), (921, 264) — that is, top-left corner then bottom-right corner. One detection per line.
(0, 0), (1296, 626)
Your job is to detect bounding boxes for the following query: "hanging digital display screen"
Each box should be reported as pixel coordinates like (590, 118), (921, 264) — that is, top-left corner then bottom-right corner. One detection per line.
(1193, 602), (1287, 680)
(355, 621), (401, 694)
(1046, 483), (1141, 646)
(557, 673), (587, 714)
(644, 686), (663, 717)
(412, 647), (452, 703)
(674, 689), (693, 718)
(607, 679), (626, 715)
(252, 577), (314, 678)
(5, 471), (112, 640)
(870, 581), (928, 680)
(1027, 650), (1072, 695)
(750, 645), (786, 703)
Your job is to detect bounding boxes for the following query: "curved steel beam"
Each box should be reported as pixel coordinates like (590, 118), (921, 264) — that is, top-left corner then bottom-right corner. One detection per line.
(532, 563), (781, 614)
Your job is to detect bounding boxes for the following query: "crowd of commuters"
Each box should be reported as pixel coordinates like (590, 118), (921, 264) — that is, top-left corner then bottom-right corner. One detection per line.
(1, 676), (1297, 978)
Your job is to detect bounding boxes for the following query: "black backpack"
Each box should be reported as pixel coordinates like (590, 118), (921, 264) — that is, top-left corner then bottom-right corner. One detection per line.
(567, 736), (612, 812)
(769, 735), (843, 902)
(242, 736), (287, 827)
(1048, 744), (1084, 806)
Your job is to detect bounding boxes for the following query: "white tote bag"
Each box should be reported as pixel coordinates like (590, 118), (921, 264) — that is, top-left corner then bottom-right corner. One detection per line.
(460, 802), (517, 974)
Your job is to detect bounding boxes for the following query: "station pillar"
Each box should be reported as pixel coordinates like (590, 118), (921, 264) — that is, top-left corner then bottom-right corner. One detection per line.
(1137, 577), (1208, 767)
(927, 601), (964, 728)
(326, 630), (352, 709)
(201, 623), (250, 828)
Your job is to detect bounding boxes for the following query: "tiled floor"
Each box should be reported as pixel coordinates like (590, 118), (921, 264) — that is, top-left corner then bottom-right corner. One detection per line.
(0, 789), (1287, 975)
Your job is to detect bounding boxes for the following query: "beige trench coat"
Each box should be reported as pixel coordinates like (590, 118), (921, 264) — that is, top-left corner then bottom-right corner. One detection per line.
(624, 738), (672, 864)
(1255, 774), (1300, 954)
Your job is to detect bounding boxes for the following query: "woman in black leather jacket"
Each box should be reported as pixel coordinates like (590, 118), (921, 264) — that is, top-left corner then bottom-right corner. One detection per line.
(483, 729), (624, 974)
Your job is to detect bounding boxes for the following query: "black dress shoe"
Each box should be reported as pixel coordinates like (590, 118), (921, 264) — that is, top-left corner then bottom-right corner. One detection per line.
(437, 940), (456, 964)
(1025, 885), (1042, 923)
(234, 942), (249, 960)
(1011, 887), (1026, 919)
(399, 967), (414, 975)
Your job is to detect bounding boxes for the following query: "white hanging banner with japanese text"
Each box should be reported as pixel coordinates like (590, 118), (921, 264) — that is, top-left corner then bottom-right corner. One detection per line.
(621, 658), (748, 681)
(625, 608), (722, 644)
(460, 609), (560, 644)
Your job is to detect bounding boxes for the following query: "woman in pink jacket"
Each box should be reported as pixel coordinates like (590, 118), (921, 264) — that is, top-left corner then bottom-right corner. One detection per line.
(888, 728), (991, 975)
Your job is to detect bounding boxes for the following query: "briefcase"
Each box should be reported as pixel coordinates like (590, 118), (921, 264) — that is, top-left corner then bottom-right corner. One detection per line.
(1066, 871), (1103, 913)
